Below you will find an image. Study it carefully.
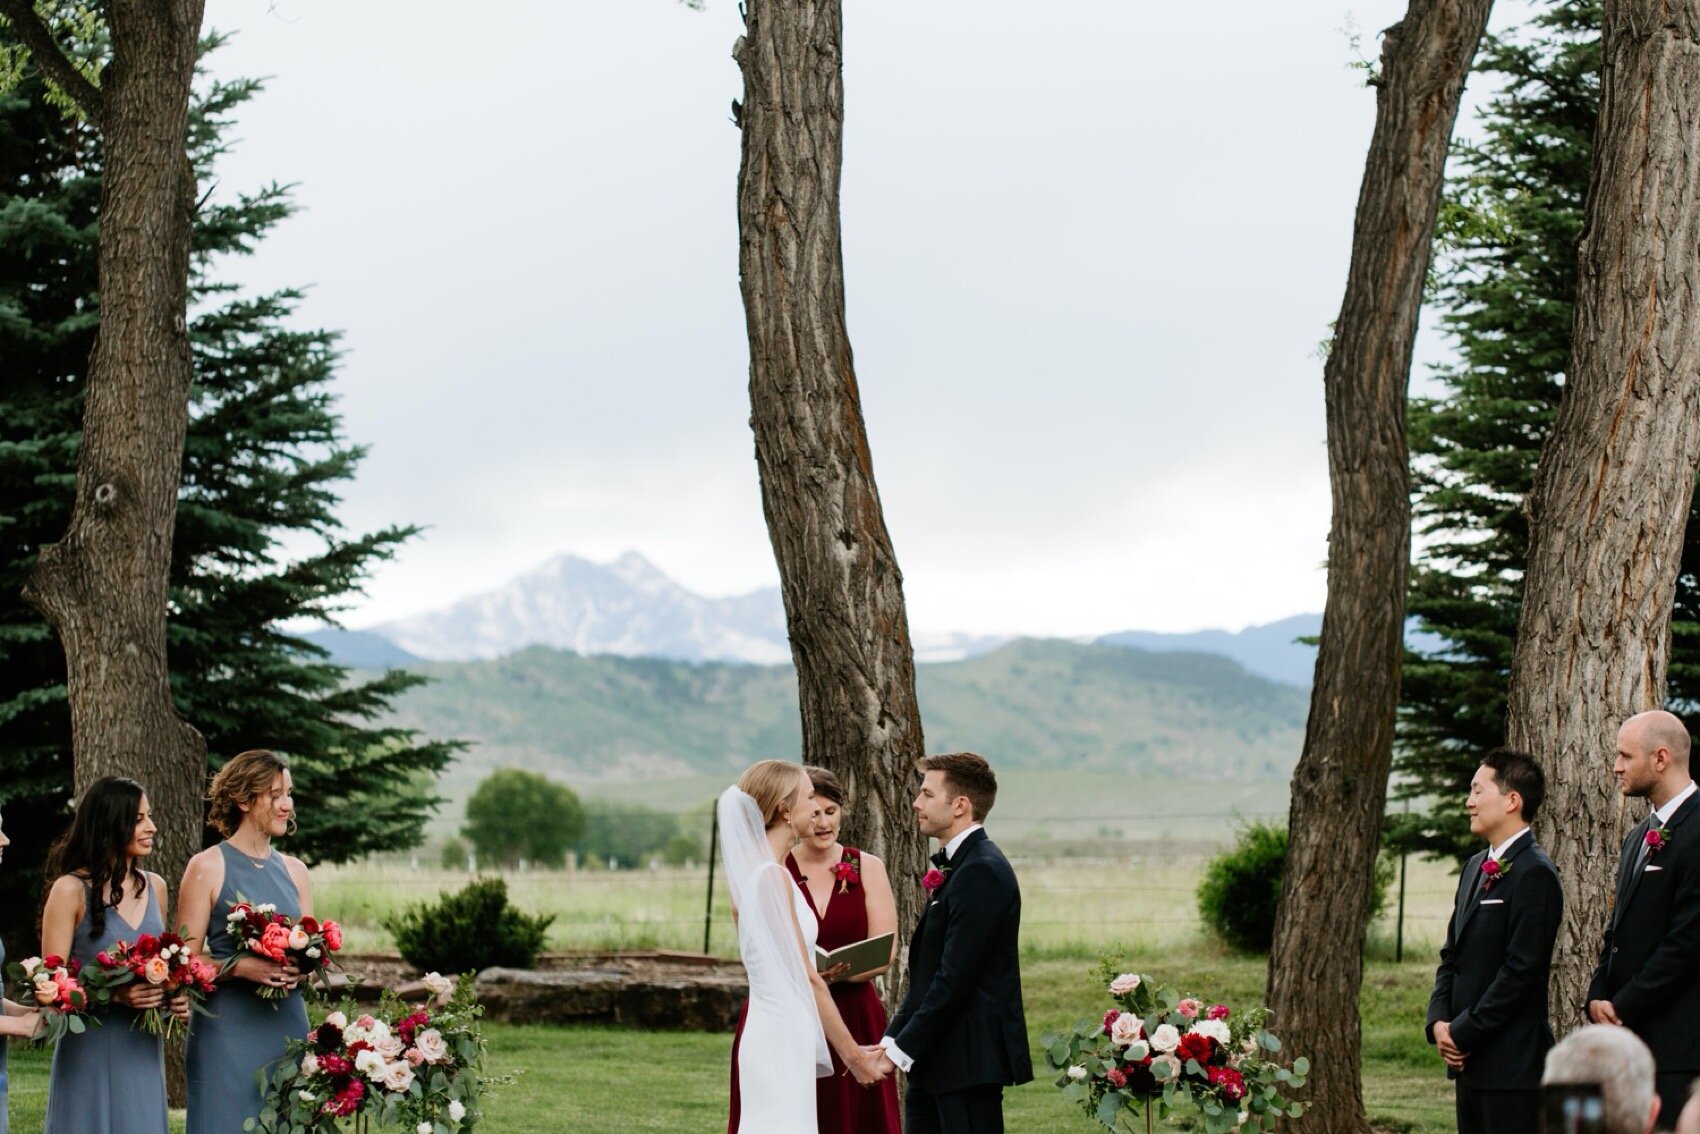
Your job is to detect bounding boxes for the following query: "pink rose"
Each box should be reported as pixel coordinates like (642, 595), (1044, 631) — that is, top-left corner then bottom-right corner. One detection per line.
(1176, 998), (1202, 1019)
(413, 1027), (450, 1064)
(1208, 1004), (1230, 1021)
(381, 1061), (415, 1093)
(1109, 1013), (1145, 1047)
(922, 869), (945, 892)
(404, 1048), (425, 1067)
(1108, 973), (1142, 996)
(257, 923), (289, 962)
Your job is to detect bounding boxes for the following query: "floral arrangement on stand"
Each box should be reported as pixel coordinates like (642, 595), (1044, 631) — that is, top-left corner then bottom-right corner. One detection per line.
(1042, 966), (1309, 1134)
(8, 954), (89, 1042)
(225, 899), (344, 999)
(83, 930), (220, 1039)
(251, 972), (489, 1134)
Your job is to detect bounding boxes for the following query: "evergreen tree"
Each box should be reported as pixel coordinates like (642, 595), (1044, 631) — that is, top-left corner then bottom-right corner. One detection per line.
(1391, 0), (1700, 861)
(0, 40), (458, 943)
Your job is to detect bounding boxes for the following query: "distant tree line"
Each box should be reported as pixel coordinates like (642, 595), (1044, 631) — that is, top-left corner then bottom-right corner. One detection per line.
(457, 768), (705, 871)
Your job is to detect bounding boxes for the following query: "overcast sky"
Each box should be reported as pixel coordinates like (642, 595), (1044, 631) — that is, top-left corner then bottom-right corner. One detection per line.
(197, 0), (1535, 638)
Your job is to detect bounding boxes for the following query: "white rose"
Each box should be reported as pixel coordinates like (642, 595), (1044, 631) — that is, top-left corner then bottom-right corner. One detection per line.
(297, 1090), (316, 1102)
(423, 971), (455, 1003)
(1066, 1064), (1087, 1081)
(375, 1034), (405, 1059)
(1190, 1018), (1231, 1046)
(1149, 1024), (1180, 1054)
(382, 1061), (415, 1093)
(287, 926), (310, 951)
(417, 1125), (433, 1134)
(1109, 1012), (1144, 1047)
(1124, 1039), (1150, 1062)
(1108, 973), (1142, 996)
(354, 1048), (386, 1080)
(1151, 1055), (1181, 1083)
(448, 1099), (467, 1122)
(414, 1027), (450, 1064)
(300, 1053), (320, 1077)
(325, 1010), (348, 1029)
(306, 946), (322, 959)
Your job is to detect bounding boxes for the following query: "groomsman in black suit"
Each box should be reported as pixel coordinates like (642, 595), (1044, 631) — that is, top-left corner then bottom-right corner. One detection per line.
(1426, 747), (1564, 1134)
(874, 752), (1031, 1134)
(1588, 709), (1700, 1129)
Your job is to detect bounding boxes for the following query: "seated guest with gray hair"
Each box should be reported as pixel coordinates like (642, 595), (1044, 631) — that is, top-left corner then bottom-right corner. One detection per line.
(1543, 1024), (1660, 1134)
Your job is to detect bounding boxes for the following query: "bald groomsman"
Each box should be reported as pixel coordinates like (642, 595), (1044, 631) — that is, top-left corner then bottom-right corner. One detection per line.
(1588, 710), (1700, 1130)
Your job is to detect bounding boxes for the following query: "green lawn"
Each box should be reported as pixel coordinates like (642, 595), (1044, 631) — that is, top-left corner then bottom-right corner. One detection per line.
(0, 944), (1454, 1133)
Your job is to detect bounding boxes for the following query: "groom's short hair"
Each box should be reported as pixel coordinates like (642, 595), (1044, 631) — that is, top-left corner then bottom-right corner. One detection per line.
(917, 752), (997, 821)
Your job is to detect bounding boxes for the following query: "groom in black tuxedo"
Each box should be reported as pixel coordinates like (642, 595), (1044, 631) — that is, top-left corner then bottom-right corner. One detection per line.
(1425, 748), (1563, 1134)
(875, 752), (1031, 1134)
(1587, 710), (1700, 1129)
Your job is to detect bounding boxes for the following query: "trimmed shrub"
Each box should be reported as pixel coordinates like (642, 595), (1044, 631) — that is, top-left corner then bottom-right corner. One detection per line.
(1197, 822), (1394, 953)
(381, 877), (554, 975)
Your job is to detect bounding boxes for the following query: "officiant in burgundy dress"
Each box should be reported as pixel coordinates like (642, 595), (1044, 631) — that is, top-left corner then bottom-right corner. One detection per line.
(728, 766), (901, 1134)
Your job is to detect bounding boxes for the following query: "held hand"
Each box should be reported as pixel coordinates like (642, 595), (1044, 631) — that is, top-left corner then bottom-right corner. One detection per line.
(1587, 1000), (1623, 1026)
(821, 962), (853, 984)
(848, 1048), (888, 1086)
(169, 993), (192, 1023)
(115, 982), (167, 1010)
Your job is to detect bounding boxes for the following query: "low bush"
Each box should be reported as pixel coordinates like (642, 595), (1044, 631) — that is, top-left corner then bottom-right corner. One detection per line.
(381, 877), (554, 975)
(1197, 822), (1393, 953)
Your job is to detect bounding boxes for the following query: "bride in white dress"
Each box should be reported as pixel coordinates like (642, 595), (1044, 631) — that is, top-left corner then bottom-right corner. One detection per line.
(719, 761), (887, 1133)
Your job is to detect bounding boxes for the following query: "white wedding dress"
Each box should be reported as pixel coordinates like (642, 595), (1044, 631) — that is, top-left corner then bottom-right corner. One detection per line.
(718, 788), (831, 1134)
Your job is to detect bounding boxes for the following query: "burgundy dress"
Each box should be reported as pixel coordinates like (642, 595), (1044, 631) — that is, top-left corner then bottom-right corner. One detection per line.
(727, 847), (902, 1134)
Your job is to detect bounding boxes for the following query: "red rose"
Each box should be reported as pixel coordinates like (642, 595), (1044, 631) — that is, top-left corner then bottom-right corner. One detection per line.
(1208, 1065), (1247, 1101)
(322, 921), (343, 951)
(922, 869), (946, 892)
(298, 916), (319, 934)
(42, 955), (62, 970)
(1208, 1004), (1230, 1021)
(1105, 1067), (1127, 1088)
(1175, 1033), (1214, 1066)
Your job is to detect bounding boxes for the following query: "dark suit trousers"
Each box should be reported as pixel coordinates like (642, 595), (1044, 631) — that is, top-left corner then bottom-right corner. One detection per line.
(1655, 1072), (1694, 1132)
(1456, 1083), (1537, 1134)
(905, 1082), (1003, 1134)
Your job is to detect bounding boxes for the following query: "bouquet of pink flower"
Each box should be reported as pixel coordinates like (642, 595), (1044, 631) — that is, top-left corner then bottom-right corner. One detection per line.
(1043, 966), (1308, 1134)
(7, 954), (91, 1043)
(225, 900), (343, 1000)
(83, 930), (220, 1039)
(252, 973), (489, 1133)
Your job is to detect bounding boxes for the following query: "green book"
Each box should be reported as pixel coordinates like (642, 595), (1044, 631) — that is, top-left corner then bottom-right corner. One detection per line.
(815, 931), (895, 978)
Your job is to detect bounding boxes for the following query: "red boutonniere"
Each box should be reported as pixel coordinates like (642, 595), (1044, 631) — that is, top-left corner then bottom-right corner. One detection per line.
(832, 849), (861, 894)
(1480, 858), (1508, 893)
(922, 868), (947, 892)
(1646, 825), (1672, 855)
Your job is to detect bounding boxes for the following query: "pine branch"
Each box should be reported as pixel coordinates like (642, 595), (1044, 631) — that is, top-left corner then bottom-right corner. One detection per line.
(0, 0), (102, 125)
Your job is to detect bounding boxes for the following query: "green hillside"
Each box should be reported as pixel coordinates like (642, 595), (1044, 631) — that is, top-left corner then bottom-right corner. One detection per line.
(381, 638), (1309, 797)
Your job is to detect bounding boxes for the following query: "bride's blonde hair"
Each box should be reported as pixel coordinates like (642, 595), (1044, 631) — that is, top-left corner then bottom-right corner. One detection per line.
(738, 760), (808, 830)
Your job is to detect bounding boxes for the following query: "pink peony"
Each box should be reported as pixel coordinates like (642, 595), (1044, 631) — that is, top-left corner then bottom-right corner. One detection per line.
(322, 921), (343, 951)
(257, 923), (289, 962)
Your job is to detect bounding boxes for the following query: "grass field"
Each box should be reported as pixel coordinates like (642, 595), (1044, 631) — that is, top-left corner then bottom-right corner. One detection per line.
(316, 852), (1461, 957)
(1, 853), (1464, 1132)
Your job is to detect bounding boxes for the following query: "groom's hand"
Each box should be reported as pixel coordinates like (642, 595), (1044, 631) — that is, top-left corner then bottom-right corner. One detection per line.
(862, 1046), (896, 1076)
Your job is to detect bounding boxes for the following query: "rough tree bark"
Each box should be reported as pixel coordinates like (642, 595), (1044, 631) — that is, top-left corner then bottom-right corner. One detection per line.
(733, 0), (928, 1003)
(1266, 3), (1491, 1131)
(1504, 0), (1700, 1032)
(4, 0), (208, 912)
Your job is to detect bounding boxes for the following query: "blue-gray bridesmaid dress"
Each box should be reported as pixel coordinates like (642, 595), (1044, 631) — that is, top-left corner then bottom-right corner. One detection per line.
(42, 879), (169, 1134)
(186, 843), (309, 1134)
(0, 931), (11, 1134)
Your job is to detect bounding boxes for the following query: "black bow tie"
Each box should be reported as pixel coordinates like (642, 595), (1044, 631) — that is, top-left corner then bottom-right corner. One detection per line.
(930, 849), (950, 869)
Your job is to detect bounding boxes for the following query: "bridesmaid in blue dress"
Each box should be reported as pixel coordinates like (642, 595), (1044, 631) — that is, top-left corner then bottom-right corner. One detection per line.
(181, 749), (314, 1134)
(40, 776), (187, 1134)
(0, 812), (44, 1134)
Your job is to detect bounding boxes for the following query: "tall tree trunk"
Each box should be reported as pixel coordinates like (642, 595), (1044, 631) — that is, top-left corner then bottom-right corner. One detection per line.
(1505, 0), (1700, 1033)
(1266, 3), (1491, 1130)
(17, 0), (207, 923)
(733, 0), (928, 1004)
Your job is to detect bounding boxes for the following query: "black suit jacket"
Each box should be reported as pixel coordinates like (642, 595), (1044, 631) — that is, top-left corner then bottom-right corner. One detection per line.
(887, 828), (1033, 1095)
(1426, 834), (1563, 1091)
(1588, 789), (1700, 1072)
